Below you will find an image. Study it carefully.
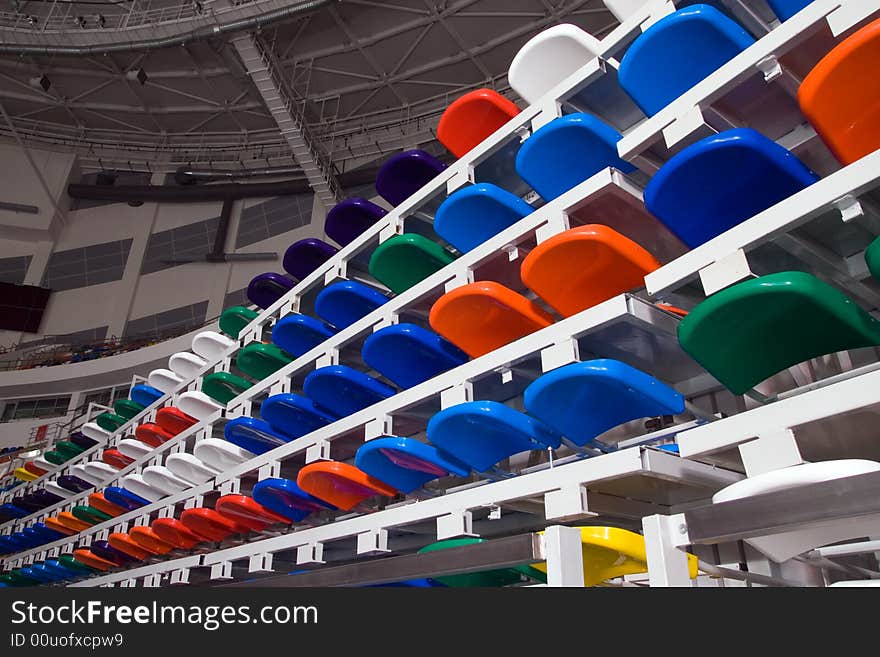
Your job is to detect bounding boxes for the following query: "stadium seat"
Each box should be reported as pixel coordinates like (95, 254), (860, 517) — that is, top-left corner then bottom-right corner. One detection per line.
(437, 88), (520, 158)
(376, 149), (447, 206)
(324, 197), (387, 247)
(361, 323), (468, 389)
(369, 233), (456, 294)
(433, 182), (533, 253)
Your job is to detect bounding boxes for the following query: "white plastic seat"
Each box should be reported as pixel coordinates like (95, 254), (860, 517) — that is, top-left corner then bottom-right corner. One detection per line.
(120, 473), (164, 502)
(69, 464), (103, 486)
(141, 465), (192, 495)
(43, 482), (74, 498)
(169, 351), (208, 379)
(509, 24), (601, 105)
(81, 422), (111, 442)
(117, 439), (152, 461)
(83, 461), (120, 483)
(191, 330), (237, 361)
(165, 452), (220, 485)
(604, 0), (649, 22)
(713, 460), (880, 562)
(147, 368), (185, 394)
(177, 390), (224, 422)
(193, 438), (253, 471)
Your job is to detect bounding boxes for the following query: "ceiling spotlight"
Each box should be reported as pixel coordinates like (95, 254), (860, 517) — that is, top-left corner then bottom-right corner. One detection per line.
(29, 74), (51, 93)
(125, 67), (148, 85)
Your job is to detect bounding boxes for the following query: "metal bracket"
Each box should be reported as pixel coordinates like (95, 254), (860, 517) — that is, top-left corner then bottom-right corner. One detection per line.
(269, 377), (291, 397)
(170, 568), (190, 585)
(324, 260), (346, 285)
(158, 505), (175, 519)
(296, 543), (325, 565)
(357, 528), (390, 555)
(378, 221), (400, 243)
(258, 460), (281, 481)
(544, 484), (596, 521)
(498, 367), (514, 385)
(535, 210), (569, 244)
(210, 561), (234, 580)
(315, 350), (339, 369)
(699, 249), (754, 296)
(443, 270), (473, 294)
(755, 55), (783, 82)
(143, 574), (161, 588)
(835, 195), (864, 223)
(446, 166), (473, 195)
(662, 105), (710, 151)
(503, 244), (520, 262)
(248, 553), (274, 573)
(305, 439), (331, 463)
(440, 382), (473, 409)
(437, 510), (477, 540)
(540, 339), (579, 373)
(365, 415), (393, 441)
(738, 428), (804, 477)
(218, 478), (240, 496)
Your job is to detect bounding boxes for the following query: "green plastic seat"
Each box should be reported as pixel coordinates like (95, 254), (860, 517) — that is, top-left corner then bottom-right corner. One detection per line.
(201, 371), (253, 404)
(678, 271), (880, 394)
(417, 538), (546, 587)
(71, 505), (113, 526)
(368, 233), (456, 294)
(96, 411), (127, 433)
(235, 342), (293, 381)
(867, 236), (880, 282)
(6, 570), (39, 586)
(113, 398), (145, 421)
(58, 554), (97, 573)
(55, 440), (85, 458)
(44, 450), (70, 466)
(220, 305), (259, 338)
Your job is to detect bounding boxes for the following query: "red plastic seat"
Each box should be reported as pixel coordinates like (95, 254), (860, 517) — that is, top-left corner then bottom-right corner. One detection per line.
(23, 461), (47, 476)
(429, 281), (555, 358)
(437, 88), (520, 158)
(129, 526), (175, 555)
(135, 422), (175, 448)
(520, 225), (661, 317)
(72, 548), (116, 571)
(107, 533), (153, 560)
(155, 407), (198, 435)
(180, 507), (248, 541)
(102, 449), (134, 469)
(151, 518), (209, 549)
(214, 495), (292, 532)
(87, 492), (127, 518)
(44, 517), (78, 536)
(296, 461), (398, 511)
(798, 18), (880, 165)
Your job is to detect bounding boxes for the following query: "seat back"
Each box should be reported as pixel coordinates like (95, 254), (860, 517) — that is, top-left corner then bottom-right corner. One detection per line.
(677, 271), (880, 394)
(129, 384), (164, 408)
(361, 323), (468, 389)
(515, 113), (634, 201)
(355, 436), (470, 493)
(271, 313), (336, 357)
(150, 518), (205, 549)
(618, 5), (754, 116)
(644, 128), (818, 248)
(247, 272), (295, 310)
(368, 233), (456, 294)
(259, 392), (338, 439)
(176, 391), (224, 422)
(296, 461), (397, 510)
(155, 406), (198, 435)
(200, 371), (253, 404)
(113, 398), (144, 421)
(433, 182), (533, 253)
(303, 365), (396, 417)
(193, 438), (254, 470)
(324, 198), (387, 247)
(314, 280), (388, 329)
(437, 89), (520, 158)
(282, 238), (338, 281)
(798, 18), (880, 165)
(376, 149), (447, 207)
(252, 477), (335, 522)
(223, 417), (290, 456)
(191, 330), (237, 361)
(215, 494), (291, 531)
(219, 305), (259, 339)
(235, 342), (292, 380)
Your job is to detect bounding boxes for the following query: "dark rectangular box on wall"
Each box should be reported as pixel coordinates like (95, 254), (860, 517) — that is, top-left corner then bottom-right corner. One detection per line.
(0, 282), (51, 332)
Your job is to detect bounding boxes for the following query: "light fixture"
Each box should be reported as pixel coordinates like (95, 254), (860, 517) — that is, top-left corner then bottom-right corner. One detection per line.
(125, 67), (148, 85)
(29, 74), (51, 92)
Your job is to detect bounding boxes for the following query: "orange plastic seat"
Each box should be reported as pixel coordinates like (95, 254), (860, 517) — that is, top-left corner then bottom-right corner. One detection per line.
(135, 423), (175, 448)
(296, 461), (398, 511)
(108, 532), (154, 560)
(798, 18), (880, 165)
(24, 461), (47, 476)
(56, 511), (93, 532)
(72, 549), (116, 571)
(429, 281), (555, 358)
(102, 449), (134, 469)
(129, 526), (175, 555)
(520, 225), (661, 317)
(437, 88), (520, 158)
(87, 493), (127, 518)
(214, 495), (292, 532)
(180, 507), (247, 541)
(151, 518), (209, 549)
(44, 517), (78, 536)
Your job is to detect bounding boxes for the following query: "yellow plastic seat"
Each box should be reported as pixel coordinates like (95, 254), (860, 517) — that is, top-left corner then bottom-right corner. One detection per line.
(13, 467), (38, 482)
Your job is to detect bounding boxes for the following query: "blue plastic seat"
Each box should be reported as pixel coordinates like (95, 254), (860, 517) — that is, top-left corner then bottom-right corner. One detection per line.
(103, 487), (151, 511)
(303, 365), (396, 417)
(523, 359), (685, 447)
(514, 113), (636, 201)
(30, 522), (67, 543)
(259, 393), (338, 439)
(0, 536), (21, 554)
(767, 0), (812, 21)
(354, 437), (471, 493)
(361, 323), (469, 389)
(223, 417), (291, 456)
(0, 503), (29, 519)
(130, 384), (164, 408)
(282, 238), (339, 281)
(20, 566), (54, 583)
(252, 477), (335, 522)
(13, 531), (43, 548)
(376, 149), (447, 207)
(325, 198), (388, 247)
(426, 401), (562, 472)
(314, 280), (388, 329)
(618, 5), (755, 116)
(644, 128), (818, 248)
(247, 272), (296, 310)
(271, 313), (337, 357)
(433, 183), (534, 253)
(41, 561), (78, 580)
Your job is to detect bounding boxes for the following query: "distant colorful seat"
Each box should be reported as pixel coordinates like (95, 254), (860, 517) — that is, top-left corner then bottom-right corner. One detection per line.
(58, 475), (93, 493)
(324, 197), (387, 247)
(117, 439), (152, 461)
(13, 467), (39, 481)
(119, 474), (163, 503)
(151, 518), (207, 549)
(767, 0), (813, 21)
(235, 342), (293, 380)
(129, 526), (175, 554)
(524, 359), (685, 447)
(102, 448), (134, 469)
(426, 400), (562, 472)
(297, 461), (398, 510)
(283, 238), (338, 281)
(220, 305), (259, 339)
(433, 183), (533, 253)
(520, 225), (660, 317)
(23, 461), (47, 477)
(129, 384), (164, 408)
(215, 494), (291, 532)
(71, 505), (112, 526)
(44, 517), (77, 536)
(108, 532), (157, 559)
(644, 128), (818, 248)
(252, 477), (335, 522)
(102, 486), (151, 511)
(134, 423), (173, 448)
(271, 313), (336, 357)
(87, 492), (127, 518)
(247, 272), (295, 310)
(355, 436), (471, 493)
(361, 323), (468, 389)
(201, 371), (253, 404)
(303, 365), (396, 417)
(141, 465), (193, 495)
(677, 272), (880, 395)
(176, 391), (224, 422)
(95, 411), (127, 433)
(180, 507), (247, 541)
(193, 438), (255, 471)
(68, 432), (98, 450)
(618, 5), (755, 116)
(81, 461), (119, 485)
(113, 398), (144, 421)
(168, 351), (207, 379)
(369, 234), (456, 294)
(164, 453), (220, 485)
(71, 549), (115, 571)
(90, 540), (137, 565)
(867, 236), (880, 282)
(515, 113), (635, 201)
(429, 281), (555, 358)
(509, 24), (601, 105)
(155, 406), (198, 435)
(314, 280), (388, 329)
(147, 368), (184, 394)
(437, 89), (520, 158)
(259, 392), (338, 439)
(81, 421), (111, 442)
(191, 330), (237, 361)
(798, 17), (880, 165)
(223, 417), (291, 456)
(56, 511), (92, 533)
(375, 149), (447, 206)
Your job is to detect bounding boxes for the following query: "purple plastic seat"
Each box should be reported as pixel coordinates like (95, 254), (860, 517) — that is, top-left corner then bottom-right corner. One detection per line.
(324, 198), (388, 247)
(376, 150), (447, 207)
(282, 239), (338, 281)
(247, 272), (296, 310)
